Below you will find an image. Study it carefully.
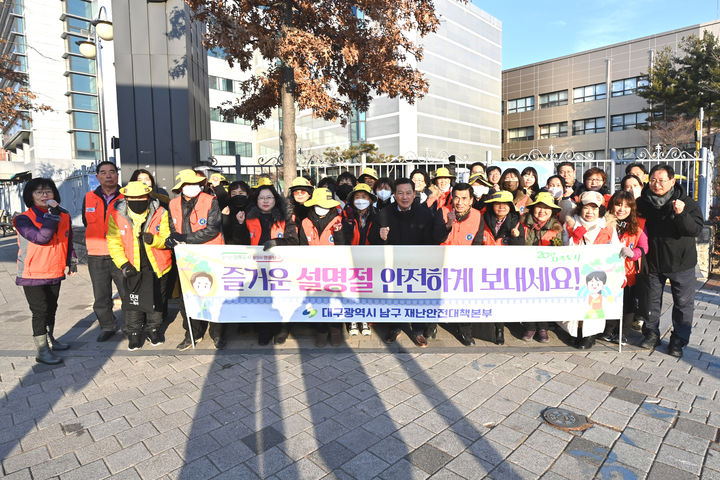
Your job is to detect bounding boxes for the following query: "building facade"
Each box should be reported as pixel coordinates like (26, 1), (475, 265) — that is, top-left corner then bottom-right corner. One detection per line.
(502, 20), (720, 161)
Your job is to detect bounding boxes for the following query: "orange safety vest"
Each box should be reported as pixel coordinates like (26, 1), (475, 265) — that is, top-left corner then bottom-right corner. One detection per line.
(480, 217), (524, 246)
(169, 192), (224, 245)
(302, 215), (342, 245)
(619, 217), (645, 286)
(15, 209), (70, 280)
(426, 189), (451, 210)
(110, 207), (172, 273)
(515, 195), (530, 215)
(246, 217), (286, 246)
(566, 222), (614, 245)
(441, 208), (482, 245)
(84, 190), (122, 255)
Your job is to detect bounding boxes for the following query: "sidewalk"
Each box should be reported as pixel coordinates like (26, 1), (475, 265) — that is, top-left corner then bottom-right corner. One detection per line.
(0, 234), (718, 479)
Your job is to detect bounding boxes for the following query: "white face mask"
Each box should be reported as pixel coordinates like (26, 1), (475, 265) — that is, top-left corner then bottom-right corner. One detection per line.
(419, 191), (428, 203)
(632, 187), (642, 199)
(353, 198), (370, 210)
(548, 186), (563, 199)
(182, 184), (202, 198)
(439, 184), (451, 193)
(472, 185), (489, 197)
(376, 189), (392, 201)
(314, 206), (330, 216)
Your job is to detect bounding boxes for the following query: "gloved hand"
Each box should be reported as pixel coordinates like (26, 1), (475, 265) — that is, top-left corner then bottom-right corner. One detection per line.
(47, 199), (61, 216)
(570, 226), (587, 243)
(263, 239), (278, 251)
(165, 232), (186, 248)
(120, 262), (138, 278)
(68, 264), (77, 275)
(143, 232), (154, 245)
(619, 246), (634, 258)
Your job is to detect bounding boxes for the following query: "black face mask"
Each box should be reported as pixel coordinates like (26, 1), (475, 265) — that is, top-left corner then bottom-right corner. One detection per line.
(230, 195), (249, 212)
(336, 184), (353, 201)
(127, 200), (149, 214)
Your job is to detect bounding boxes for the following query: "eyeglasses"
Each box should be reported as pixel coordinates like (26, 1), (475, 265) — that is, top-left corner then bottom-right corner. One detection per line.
(33, 190), (53, 196)
(649, 179), (670, 185)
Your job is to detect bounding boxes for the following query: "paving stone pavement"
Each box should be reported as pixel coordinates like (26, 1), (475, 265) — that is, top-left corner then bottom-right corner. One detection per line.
(1, 235), (720, 479)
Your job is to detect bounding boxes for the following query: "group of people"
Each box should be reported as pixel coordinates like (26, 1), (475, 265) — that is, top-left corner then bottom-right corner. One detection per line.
(15, 158), (703, 364)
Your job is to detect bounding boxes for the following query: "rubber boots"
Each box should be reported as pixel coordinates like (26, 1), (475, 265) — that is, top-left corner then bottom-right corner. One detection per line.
(47, 325), (70, 351)
(33, 334), (62, 365)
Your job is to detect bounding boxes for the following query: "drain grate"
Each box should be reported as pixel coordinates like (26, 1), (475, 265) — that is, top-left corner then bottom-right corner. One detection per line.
(542, 407), (593, 432)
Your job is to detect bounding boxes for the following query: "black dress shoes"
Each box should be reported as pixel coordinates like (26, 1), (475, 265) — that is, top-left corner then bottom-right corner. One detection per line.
(577, 335), (595, 350)
(639, 332), (661, 350)
(459, 333), (475, 346)
(494, 325), (504, 345)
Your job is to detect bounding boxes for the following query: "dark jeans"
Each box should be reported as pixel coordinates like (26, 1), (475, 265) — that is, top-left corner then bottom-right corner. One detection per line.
(177, 293), (225, 341)
(632, 274), (650, 319)
(23, 284), (61, 336)
(88, 255), (125, 332)
(125, 310), (163, 334)
(645, 267), (696, 345)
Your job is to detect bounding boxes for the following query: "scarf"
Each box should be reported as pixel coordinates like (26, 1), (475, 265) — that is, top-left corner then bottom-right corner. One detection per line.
(569, 215), (605, 244)
(647, 189), (674, 209)
(128, 209), (149, 239)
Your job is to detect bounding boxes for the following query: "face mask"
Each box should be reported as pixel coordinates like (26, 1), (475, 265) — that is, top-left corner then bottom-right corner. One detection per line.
(314, 206), (330, 216)
(230, 195), (249, 211)
(419, 192), (428, 203)
(336, 184), (353, 201)
(548, 187), (563, 199)
(127, 199), (149, 214)
(632, 187), (642, 199)
(376, 189), (392, 201)
(439, 184), (451, 193)
(354, 198), (370, 210)
(182, 184), (202, 198)
(473, 186), (489, 197)
(502, 181), (517, 192)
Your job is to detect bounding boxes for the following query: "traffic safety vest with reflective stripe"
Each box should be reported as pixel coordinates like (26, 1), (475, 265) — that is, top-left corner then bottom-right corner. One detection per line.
(169, 193), (224, 245)
(246, 217), (285, 246)
(440, 208), (482, 245)
(620, 218), (645, 286)
(480, 219), (524, 246)
(15, 209), (70, 280)
(84, 190), (121, 255)
(110, 208), (172, 275)
(302, 216), (341, 245)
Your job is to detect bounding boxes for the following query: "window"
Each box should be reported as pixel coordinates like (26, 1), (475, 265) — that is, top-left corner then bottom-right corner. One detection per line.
(611, 112), (648, 131)
(72, 131), (101, 160)
(212, 140), (252, 157)
(65, 17), (91, 35)
(573, 83), (606, 103)
(577, 150), (606, 160)
(539, 122), (568, 139)
(68, 73), (96, 93)
(539, 90), (568, 108)
(507, 96), (534, 114)
(11, 17), (24, 34)
(508, 126), (534, 142)
(349, 109), (366, 144)
(67, 55), (95, 74)
(611, 76), (648, 97)
(69, 93), (97, 111)
(616, 147), (645, 160)
(208, 47), (227, 59)
(72, 111), (99, 130)
(66, 34), (88, 55)
(210, 108), (251, 125)
(573, 117), (606, 135)
(208, 75), (234, 92)
(64, 0), (93, 18)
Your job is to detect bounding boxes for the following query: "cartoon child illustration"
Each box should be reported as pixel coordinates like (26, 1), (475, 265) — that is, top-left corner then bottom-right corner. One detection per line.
(190, 271), (215, 320)
(584, 270), (609, 320)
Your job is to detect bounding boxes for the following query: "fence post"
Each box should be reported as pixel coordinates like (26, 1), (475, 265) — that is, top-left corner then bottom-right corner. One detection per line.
(699, 147), (709, 221)
(609, 148), (617, 194)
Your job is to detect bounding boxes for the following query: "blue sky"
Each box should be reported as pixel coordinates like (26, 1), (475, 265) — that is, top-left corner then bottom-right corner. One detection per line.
(474, 0), (720, 69)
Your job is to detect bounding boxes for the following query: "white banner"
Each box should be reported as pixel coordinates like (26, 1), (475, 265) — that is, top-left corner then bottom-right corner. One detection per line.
(175, 245), (626, 324)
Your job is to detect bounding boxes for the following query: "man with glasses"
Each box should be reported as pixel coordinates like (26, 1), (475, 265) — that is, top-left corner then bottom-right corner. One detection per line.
(83, 161), (125, 341)
(636, 164), (703, 358)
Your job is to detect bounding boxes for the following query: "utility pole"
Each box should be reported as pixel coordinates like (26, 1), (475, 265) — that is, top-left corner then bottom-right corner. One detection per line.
(695, 107), (703, 201)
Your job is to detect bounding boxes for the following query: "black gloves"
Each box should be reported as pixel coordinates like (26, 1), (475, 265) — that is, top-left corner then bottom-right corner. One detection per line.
(48, 205), (61, 216)
(143, 232), (154, 245)
(120, 262), (138, 278)
(165, 232), (186, 248)
(68, 264), (77, 274)
(263, 239), (278, 251)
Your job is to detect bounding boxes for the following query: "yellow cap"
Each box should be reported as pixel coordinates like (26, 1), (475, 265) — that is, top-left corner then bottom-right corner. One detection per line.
(120, 181), (152, 197)
(526, 191), (561, 211)
(289, 177), (313, 191)
(359, 167), (379, 181)
(347, 183), (376, 203)
(433, 167), (455, 180)
(253, 177), (273, 188)
(172, 169), (206, 193)
(304, 187), (340, 208)
(468, 173), (493, 188)
(484, 190), (517, 211)
(209, 173), (227, 184)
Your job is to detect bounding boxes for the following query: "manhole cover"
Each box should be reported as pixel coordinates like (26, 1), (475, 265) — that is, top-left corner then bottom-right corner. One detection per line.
(542, 407), (593, 431)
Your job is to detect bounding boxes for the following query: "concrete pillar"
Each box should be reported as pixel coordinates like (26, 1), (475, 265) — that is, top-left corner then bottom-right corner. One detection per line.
(111, 0), (210, 191)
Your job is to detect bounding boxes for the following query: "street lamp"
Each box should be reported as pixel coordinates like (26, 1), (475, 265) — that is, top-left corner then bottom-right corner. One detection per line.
(77, 6), (113, 163)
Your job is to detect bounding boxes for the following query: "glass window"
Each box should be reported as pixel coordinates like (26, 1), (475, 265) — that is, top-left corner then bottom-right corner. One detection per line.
(69, 93), (97, 111)
(208, 75), (234, 92)
(539, 90), (568, 108)
(572, 117), (606, 135)
(65, 17), (91, 35)
(11, 17), (24, 34)
(72, 111), (99, 130)
(67, 55), (95, 74)
(212, 140), (252, 157)
(616, 147), (644, 160)
(507, 126), (534, 142)
(208, 47), (227, 59)
(68, 73), (96, 93)
(66, 34), (88, 55)
(507, 95), (534, 114)
(573, 83), (606, 103)
(210, 107), (251, 125)
(611, 76), (648, 96)
(72, 131), (101, 160)
(539, 122), (568, 139)
(65, 0), (93, 18)
(610, 112), (648, 131)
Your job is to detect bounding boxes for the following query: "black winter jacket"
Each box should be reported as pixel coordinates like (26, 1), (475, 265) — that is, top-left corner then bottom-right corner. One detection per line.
(636, 184), (703, 273)
(377, 201), (448, 245)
